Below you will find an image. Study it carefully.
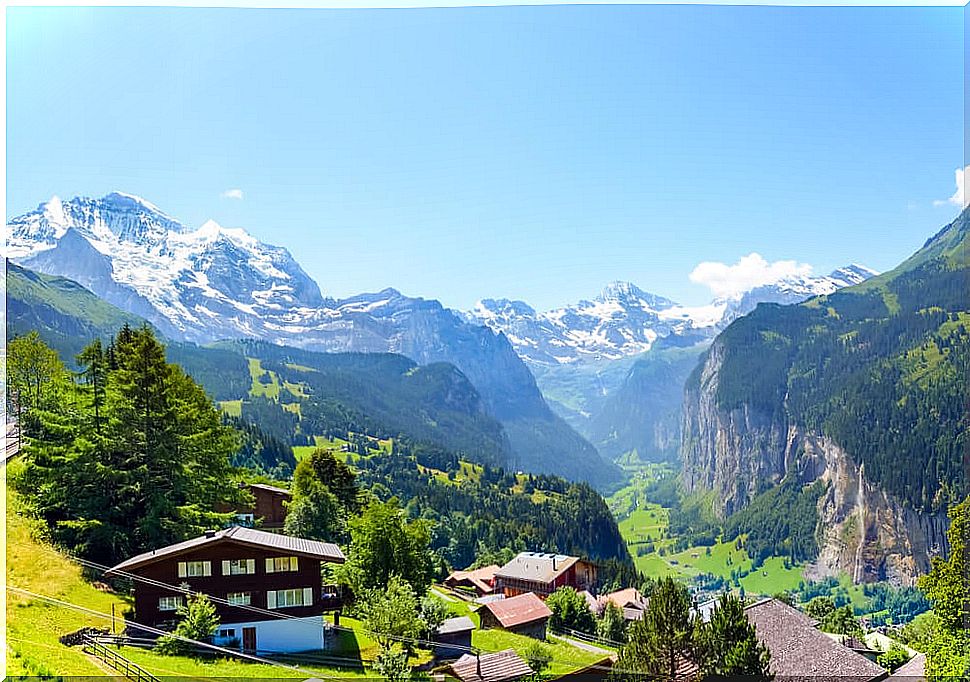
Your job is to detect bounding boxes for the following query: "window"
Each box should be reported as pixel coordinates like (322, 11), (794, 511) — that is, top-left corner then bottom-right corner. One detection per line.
(222, 559), (256, 575)
(265, 556), (298, 573)
(218, 628), (236, 639)
(266, 587), (313, 609)
(177, 560), (211, 578)
(158, 595), (183, 611)
(227, 591), (252, 606)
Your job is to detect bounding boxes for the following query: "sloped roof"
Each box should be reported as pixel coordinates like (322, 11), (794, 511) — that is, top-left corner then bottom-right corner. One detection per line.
(744, 599), (887, 681)
(479, 592), (552, 629)
(494, 552), (579, 584)
(106, 525), (345, 574)
(447, 649), (533, 682)
(248, 482), (292, 497)
(436, 616), (476, 636)
(446, 565), (499, 593)
(888, 652), (925, 681)
(602, 587), (647, 611)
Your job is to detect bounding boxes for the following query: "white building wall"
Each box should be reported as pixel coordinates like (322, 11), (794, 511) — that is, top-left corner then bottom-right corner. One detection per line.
(214, 616), (325, 653)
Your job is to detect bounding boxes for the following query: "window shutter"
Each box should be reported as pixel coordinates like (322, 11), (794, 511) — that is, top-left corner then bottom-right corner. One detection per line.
(290, 556), (299, 571)
(178, 562), (187, 578)
(267, 590), (277, 610)
(222, 560), (231, 576)
(203, 561), (212, 577)
(247, 559), (255, 574)
(266, 558), (274, 573)
(303, 587), (313, 606)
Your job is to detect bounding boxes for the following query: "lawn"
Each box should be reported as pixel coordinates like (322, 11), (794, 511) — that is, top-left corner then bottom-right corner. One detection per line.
(609, 466), (810, 592)
(219, 399), (243, 417)
(6, 463), (369, 679)
(248, 357), (281, 399)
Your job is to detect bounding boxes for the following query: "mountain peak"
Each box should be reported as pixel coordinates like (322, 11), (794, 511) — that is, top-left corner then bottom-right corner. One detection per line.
(597, 280), (677, 310)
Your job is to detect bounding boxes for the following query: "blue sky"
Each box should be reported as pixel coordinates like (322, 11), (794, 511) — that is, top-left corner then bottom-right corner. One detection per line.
(6, 5), (964, 309)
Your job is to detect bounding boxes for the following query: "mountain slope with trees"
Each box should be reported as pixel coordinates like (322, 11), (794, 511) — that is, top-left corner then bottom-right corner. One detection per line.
(682, 209), (969, 584)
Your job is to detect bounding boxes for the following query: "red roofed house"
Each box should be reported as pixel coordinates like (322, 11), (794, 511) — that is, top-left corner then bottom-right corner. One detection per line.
(106, 526), (345, 654)
(444, 565), (499, 597)
(594, 587), (649, 621)
(477, 592), (552, 639)
(493, 552), (597, 599)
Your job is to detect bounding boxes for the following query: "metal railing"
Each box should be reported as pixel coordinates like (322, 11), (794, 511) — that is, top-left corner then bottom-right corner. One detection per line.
(81, 634), (161, 682)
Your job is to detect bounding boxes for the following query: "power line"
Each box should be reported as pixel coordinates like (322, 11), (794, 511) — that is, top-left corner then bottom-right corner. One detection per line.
(7, 585), (347, 680)
(15, 542), (628, 674)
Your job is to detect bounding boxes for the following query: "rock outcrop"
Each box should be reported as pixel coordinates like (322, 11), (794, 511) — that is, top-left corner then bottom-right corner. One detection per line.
(682, 340), (949, 586)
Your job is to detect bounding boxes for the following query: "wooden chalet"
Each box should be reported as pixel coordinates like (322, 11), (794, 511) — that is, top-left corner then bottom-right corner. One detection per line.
(217, 482), (293, 531)
(106, 526), (345, 654)
(493, 552), (596, 598)
(444, 649), (534, 682)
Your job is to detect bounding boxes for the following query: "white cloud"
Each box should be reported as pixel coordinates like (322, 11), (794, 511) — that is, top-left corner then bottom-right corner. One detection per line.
(689, 252), (814, 300)
(220, 188), (244, 200)
(933, 165), (969, 208)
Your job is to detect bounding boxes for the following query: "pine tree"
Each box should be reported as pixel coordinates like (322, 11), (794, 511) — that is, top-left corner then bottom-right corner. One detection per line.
(697, 593), (772, 679)
(614, 576), (695, 681)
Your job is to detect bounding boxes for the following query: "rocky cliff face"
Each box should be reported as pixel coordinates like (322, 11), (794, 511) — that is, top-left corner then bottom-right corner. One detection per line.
(682, 340), (949, 586)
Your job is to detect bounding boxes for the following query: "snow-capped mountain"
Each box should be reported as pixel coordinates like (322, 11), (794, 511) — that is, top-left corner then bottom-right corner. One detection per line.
(467, 266), (878, 367)
(8, 193), (323, 340)
(6, 193), (618, 485)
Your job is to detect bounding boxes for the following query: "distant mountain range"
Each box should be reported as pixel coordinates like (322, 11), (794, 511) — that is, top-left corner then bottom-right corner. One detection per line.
(465, 267), (877, 366)
(6, 193), (617, 485)
(5, 191), (877, 476)
(465, 267), (876, 463)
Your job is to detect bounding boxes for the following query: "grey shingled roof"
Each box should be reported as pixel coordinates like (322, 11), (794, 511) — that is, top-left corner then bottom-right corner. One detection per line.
(106, 525), (345, 574)
(248, 482), (292, 496)
(744, 599), (887, 681)
(436, 616), (475, 636)
(493, 552), (579, 583)
(447, 649), (533, 682)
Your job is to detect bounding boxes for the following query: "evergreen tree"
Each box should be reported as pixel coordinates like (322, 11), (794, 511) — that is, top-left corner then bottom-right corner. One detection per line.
(697, 594), (772, 679)
(14, 326), (244, 563)
(614, 577), (695, 681)
(598, 601), (628, 644)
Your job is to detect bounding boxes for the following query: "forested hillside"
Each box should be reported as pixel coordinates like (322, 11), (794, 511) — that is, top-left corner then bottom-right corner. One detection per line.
(682, 210), (968, 584)
(706, 211), (968, 512)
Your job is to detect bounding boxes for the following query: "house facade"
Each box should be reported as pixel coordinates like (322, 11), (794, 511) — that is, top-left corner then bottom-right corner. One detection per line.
(493, 552), (597, 598)
(217, 482), (293, 531)
(106, 526), (345, 653)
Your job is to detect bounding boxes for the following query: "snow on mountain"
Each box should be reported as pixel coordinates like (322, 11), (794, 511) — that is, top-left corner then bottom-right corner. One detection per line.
(468, 267), (879, 366)
(6, 193), (618, 484)
(8, 193), (323, 340)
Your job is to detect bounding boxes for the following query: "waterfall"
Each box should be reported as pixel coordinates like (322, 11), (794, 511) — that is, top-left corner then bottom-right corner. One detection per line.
(853, 463), (866, 583)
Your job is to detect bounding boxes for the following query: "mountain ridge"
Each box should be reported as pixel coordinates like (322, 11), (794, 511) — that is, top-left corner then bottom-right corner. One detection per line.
(6, 193), (618, 485)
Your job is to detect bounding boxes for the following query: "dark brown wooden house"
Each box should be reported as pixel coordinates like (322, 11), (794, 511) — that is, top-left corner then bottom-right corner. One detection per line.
(217, 483), (293, 531)
(106, 526), (345, 653)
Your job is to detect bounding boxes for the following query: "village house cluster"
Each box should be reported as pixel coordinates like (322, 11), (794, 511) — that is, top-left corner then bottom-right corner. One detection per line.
(104, 482), (918, 682)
